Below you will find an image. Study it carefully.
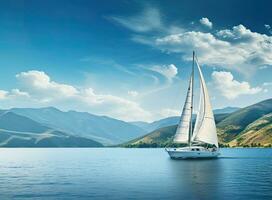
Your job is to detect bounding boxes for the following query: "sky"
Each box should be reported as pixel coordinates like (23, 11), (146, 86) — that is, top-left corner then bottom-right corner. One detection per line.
(0, 0), (271, 122)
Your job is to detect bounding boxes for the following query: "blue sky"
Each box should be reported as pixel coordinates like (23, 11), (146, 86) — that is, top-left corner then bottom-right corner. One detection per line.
(0, 0), (271, 121)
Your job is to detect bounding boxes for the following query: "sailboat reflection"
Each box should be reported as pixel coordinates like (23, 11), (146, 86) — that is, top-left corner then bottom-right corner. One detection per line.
(169, 159), (222, 199)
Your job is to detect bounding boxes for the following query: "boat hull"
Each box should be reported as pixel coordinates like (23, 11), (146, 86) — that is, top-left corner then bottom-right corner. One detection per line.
(165, 147), (220, 159)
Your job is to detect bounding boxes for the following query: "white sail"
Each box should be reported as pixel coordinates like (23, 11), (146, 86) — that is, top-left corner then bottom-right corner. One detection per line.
(192, 59), (218, 147)
(191, 81), (204, 141)
(173, 75), (193, 143)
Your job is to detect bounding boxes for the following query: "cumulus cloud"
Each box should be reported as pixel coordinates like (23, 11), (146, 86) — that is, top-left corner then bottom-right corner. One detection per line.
(9, 89), (30, 98)
(149, 64), (178, 82)
(0, 89), (30, 100)
(212, 71), (262, 99)
(110, 6), (272, 75)
(199, 17), (213, 28)
(16, 70), (78, 101)
(148, 24), (272, 74)
(0, 70), (152, 121)
(111, 7), (162, 32)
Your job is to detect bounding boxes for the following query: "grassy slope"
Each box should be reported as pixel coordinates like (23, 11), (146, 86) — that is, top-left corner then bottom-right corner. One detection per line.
(217, 98), (272, 142)
(123, 99), (272, 147)
(122, 125), (178, 147)
(122, 125), (231, 148)
(228, 113), (272, 147)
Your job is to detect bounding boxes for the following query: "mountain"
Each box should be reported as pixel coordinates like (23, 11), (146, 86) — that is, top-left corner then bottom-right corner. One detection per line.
(131, 113), (230, 132)
(130, 121), (150, 130)
(122, 125), (178, 148)
(137, 116), (180, 132)
(10, 107), (146, 145)
(228, 113), (272, 147)
(0, 111), (102, 147)
(0, 111), (48, 133)
(217, 98), (272, 142)
(124, 99), (272, 147)
(130, 107), (237, 132)
(213, 107), (240, 114)
(123, 114), (231, 147)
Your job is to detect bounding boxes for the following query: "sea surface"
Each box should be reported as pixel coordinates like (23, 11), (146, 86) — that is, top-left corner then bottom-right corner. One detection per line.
(0, 148), (271, 200)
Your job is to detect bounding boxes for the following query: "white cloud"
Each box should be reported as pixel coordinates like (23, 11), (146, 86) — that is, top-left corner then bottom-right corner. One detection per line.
(0, 89), (30, 100)
(212, 71), (262, 99)
(0, 70), (152, 122)
(150, 64), (178, 82)
(159, 108), (180, 118)
(146, 24), (272, 74)
(110, 6), (272, 75)
(78, 88), (151, 121)
(128, 90), (139, 97)
(0, 90), (8, 99)
(111, 7), (162, 32)
(16, 70), (78, 100)
(199, 17), (213, 28)
(265, 24), (271, 29)
(10, 89), (30, 98)
(264, 24), (272, 34)
(110, 6), (184, 35)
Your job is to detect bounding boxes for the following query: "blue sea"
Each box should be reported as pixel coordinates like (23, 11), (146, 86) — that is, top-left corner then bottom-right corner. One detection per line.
(0, 148), (271, 200)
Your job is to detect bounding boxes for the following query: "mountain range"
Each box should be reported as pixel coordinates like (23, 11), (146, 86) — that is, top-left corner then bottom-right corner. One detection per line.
(0, 111), (102, 147)
(0, 99), (270, 147)
(2, 107), (146, 146)
(123, 99), (272, 147)
(130, 106), (238, 132)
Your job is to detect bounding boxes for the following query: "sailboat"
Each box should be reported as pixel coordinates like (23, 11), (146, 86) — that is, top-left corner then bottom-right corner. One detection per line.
(166, 51), (220, 159)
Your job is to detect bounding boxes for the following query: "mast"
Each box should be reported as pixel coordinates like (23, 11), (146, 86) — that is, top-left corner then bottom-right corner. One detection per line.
(188, 51), (195, 147)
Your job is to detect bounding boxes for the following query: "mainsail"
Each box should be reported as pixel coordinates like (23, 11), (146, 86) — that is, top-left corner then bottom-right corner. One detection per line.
(192, 59), (218, 147)
(191, 81), (204, 141)
(174, 52), (218, 147)
(173, 75), (193, 143)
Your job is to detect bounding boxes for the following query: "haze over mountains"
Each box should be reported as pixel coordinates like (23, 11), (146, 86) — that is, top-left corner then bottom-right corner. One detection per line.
(7, 107), (146, 145)
(0, 111), (102, 147)
(124, 99), (272, 147)
(0, 107), (148, 147)
(0, 99), (270, 147)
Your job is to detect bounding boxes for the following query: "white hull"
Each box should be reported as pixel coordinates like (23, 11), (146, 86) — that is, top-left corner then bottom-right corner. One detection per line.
(165, 146), (220, 159)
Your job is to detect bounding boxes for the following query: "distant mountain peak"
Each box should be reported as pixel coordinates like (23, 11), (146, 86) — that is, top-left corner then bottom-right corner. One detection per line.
(213, 106), (240, 114)
(7, 107), (146, 145)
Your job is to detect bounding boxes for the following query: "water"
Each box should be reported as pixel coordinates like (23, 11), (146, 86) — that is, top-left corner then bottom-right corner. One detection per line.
(0, 148), (271, 200)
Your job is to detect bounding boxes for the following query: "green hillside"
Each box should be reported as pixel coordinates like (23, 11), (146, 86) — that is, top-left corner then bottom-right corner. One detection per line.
(228, 113), (272, 147)
(217, 98), (272, 142)
(123, 125), (178, 147)
(123, 99), (272, 148)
